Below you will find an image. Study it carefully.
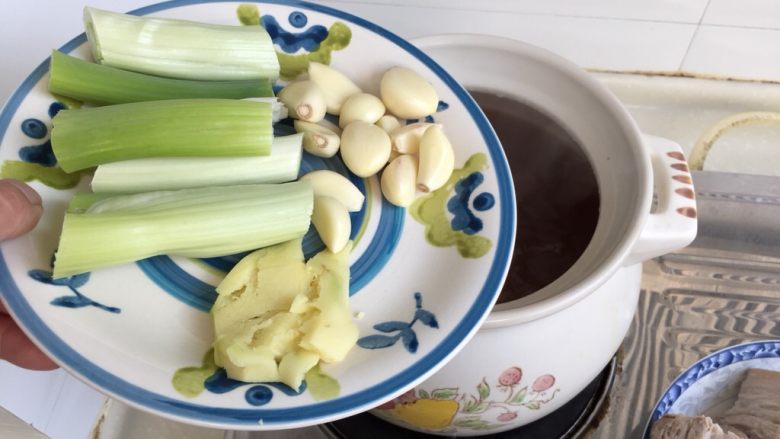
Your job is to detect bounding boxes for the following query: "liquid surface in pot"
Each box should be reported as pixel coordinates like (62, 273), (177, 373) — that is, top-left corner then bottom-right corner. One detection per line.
(469, 90), (600, 304)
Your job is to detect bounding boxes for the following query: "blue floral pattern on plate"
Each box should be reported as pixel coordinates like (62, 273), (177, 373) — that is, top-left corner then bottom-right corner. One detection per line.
(262, 13), (328, 53)
(28, 255), (120, 314)
(205, 368), (306, 406)
(357, 292), (439, 354)
(17, 102), (65, 167)
(448, 172), (495, 235)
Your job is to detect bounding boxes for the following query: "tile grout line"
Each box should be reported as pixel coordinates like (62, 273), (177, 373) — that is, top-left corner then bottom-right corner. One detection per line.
(39, 372), (69, 435)
(698, 22), (780, 32)
(679, 0), (713, 71)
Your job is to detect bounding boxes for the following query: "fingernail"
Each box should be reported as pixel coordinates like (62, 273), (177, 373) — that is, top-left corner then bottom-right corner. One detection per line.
(3, 179), (42, 206)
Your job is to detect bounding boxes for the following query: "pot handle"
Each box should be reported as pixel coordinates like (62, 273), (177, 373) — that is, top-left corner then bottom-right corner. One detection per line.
(624, 134), (698, 265)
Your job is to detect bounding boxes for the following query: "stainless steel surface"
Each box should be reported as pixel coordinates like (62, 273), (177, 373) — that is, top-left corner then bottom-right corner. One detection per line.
(590, 171), (780, 439)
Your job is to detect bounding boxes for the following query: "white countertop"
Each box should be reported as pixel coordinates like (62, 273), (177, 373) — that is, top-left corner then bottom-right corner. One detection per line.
(2, 1), (779, 437)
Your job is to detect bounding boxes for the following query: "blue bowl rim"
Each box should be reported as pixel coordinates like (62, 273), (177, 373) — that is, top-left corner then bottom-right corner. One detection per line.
(643, 339), (780, 438)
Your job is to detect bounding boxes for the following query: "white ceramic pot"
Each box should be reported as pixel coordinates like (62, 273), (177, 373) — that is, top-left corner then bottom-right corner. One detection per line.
(370, 35), (698, 435)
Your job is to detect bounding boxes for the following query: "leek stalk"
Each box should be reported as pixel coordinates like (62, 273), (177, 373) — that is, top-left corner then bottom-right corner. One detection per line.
(91, 134), (304, 192)
(84, 7), (279, 80)
(48, 50), (274, 105)
(53, 181), (313, 278)
(51, 99), (275, 173)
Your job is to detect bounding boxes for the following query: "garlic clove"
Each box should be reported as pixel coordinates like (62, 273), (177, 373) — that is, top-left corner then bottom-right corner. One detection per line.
(278, 80), (326, 122)
(380, 67), (439, 119)
(376, 114), (401, 133)
(300, 169), (365, 212)
(387, 148), (400, 164)
(340, 121), (391, 177)
(390, 122), (439, 154)
(339, 93), (386, 128)
(311, 196), (351, 253)
(308, 62), (362, 115)
(381, 154), (418, 207)
(417, 125), (455, 193)
(316, 117), (342, 136)
(294, 120), (340, 158)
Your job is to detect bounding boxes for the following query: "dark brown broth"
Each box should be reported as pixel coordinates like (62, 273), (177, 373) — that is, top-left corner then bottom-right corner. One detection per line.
(469, 90), (600, 304)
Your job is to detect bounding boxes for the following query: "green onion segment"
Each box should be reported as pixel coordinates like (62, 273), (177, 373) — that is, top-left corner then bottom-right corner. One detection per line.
(91, 134), (304, 192)
(84, 7), (279, 80)
(51, 99), (274, 172)
(53, 181), (313, 278)
(49, 50), (273, 105)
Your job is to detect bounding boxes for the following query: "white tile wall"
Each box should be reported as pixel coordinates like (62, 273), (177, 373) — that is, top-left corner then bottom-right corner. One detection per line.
(328, 0), (711, 23)
(42, 375), (107, 438)
(682, 25), (780, 81)
(320, 1), (697, 71)
(0, 362), (106, 439)
(703, 0), (780, 29)
(0, 364), (67, 432)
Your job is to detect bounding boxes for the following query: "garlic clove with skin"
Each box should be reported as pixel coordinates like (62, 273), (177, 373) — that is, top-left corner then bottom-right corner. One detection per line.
(340, 121), (391, 177)
(311, 196), (351, 253)
(380, 67), (439, 119)
(294, 120), (340, 158)
(417, 125), (454, 193)
(339, 93), (386, 128)
(308, 62), (362, 115)
(390, 122), (439, 154)
(301, 169), (365, 212)
(278, 80), (326, 122)
(381, 154), (418, 207)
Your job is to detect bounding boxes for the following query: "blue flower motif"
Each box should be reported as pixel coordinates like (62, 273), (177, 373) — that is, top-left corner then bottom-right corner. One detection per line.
(261, 14), (327, 53)
(21, 119), (47, 139)
(288, 11), (308, 28)
(28, 254), (120, 314)
(18, 102), (65, 167)
(447, 172), (495, 235)
(357, 292), (438, 354)
(203, 368), (306, 406)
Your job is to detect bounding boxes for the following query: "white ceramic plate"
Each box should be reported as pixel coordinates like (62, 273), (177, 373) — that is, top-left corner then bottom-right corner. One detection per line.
(644, 340), (780, 437)
(0, 0), (515, 431)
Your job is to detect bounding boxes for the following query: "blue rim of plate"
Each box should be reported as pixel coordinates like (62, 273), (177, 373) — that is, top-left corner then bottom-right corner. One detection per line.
(0, 0), (515, 429)
(644, 340), (780, 438)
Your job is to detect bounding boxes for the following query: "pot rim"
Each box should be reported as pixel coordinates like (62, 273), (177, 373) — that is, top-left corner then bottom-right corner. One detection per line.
(412, 33), (652, 328)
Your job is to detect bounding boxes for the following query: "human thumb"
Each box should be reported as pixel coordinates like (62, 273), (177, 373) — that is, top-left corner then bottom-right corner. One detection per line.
(0, 179), (43, 241)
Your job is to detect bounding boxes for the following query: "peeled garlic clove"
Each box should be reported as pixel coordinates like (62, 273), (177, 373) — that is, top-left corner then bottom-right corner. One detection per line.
(390, 122), (439, 154)
(381, 155), (418, 207)
(301, 169), (365, 212)
(339, 93), (386, 128)
(380, 67), (439, 119)
(376, 115), (401, 133)
(278, 80), (326, 122)
(311, 196), (351, 253)
(317, 117), (342, 136)
(387, 148), (400, 164)
(308, 62), (362, 115)
(340, 121), (391, 177)
(294, 120), (340, 158)
(417, 125), (455, 193)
